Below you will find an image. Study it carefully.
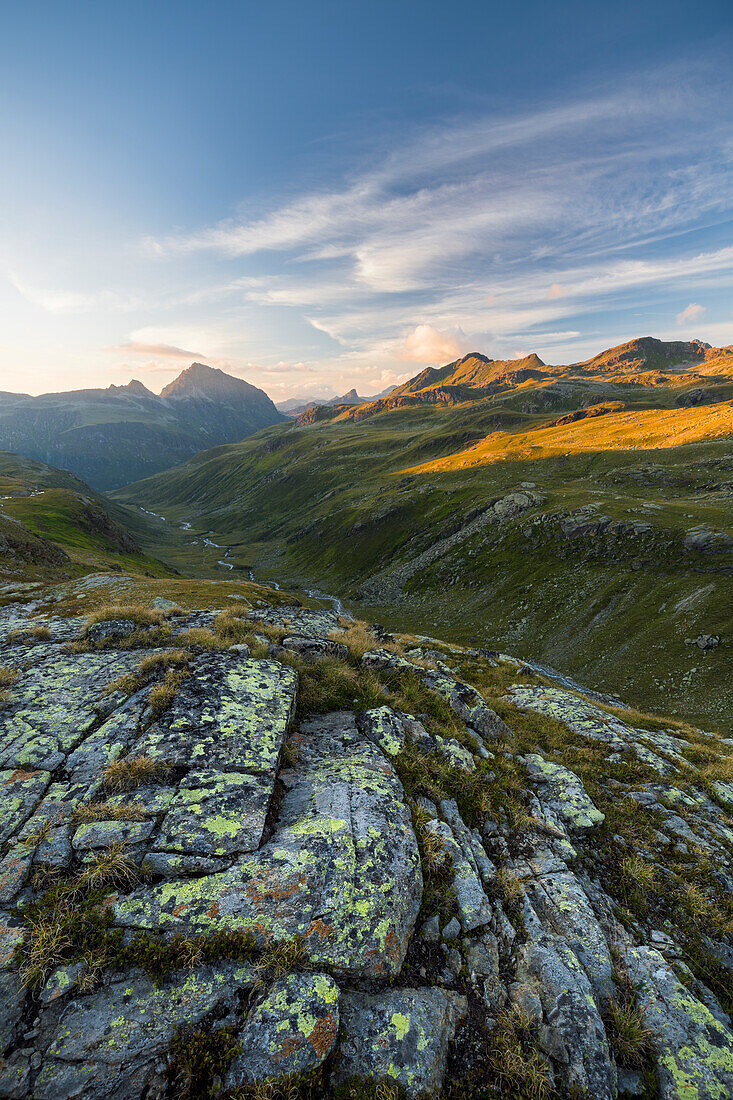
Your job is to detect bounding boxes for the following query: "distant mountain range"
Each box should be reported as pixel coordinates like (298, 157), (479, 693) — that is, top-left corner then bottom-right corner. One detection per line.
(0, 363), (284, 490)
(277, 385), (396, 418)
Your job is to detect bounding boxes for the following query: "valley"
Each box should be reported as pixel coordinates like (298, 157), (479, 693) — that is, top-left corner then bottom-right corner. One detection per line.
(109, 338), (733, 734)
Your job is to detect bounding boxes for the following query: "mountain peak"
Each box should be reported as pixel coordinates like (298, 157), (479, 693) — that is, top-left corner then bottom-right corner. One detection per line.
(107, 379), (154, 397)
(160, 362), (262, 401)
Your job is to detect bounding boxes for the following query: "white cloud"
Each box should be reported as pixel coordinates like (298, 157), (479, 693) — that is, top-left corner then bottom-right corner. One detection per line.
(676, 302), (706, 326)
(397, 325), (469, 363)
(547, 283), (565, 299)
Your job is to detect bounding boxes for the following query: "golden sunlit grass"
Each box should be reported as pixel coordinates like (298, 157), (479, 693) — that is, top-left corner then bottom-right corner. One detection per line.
(406, 401), (733, 472)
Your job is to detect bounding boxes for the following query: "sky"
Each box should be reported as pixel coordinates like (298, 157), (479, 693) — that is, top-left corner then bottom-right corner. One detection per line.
(1, 1), (733, 401)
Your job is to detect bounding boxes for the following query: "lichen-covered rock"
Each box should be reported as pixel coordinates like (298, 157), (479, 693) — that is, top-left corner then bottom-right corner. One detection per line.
(625, 946), (733, 1099)
(33, 964), (254, 1100)
(226, 972), (339, 1087)
(0, 769), (51, 844)
(357, 706), (406, 757)
(515, 933), (617, 1100)
(280, 635), (348, 662)
(335, 987), (466, 1098)
(423, 670), (511, 742)
(85, 619), (138, 645)
(521, 753), (605, 830)
(152, 768), (274, 858)
(0, 651), (151, 770)
(115, 713), (422, 978)
(135, 654), (297, 772)
(521, 869), (614, 1003)
(424, 816), (492, 931)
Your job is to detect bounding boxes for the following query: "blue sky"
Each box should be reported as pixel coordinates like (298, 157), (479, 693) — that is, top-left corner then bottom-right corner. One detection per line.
(1, 1), (732, 399)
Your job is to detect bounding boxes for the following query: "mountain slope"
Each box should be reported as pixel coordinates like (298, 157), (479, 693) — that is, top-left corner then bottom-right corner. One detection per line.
(0, 363), (285, 489)
(114, 336), (733, 733)
(0, 451), (173, 583)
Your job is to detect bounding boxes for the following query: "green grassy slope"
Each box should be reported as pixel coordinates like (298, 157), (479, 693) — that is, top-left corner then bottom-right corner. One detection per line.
(114, 349), (733, 732)
(0, 451), (174, 584)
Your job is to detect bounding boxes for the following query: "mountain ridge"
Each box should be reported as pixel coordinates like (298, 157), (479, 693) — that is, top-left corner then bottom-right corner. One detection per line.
(0, 363), (285, 490)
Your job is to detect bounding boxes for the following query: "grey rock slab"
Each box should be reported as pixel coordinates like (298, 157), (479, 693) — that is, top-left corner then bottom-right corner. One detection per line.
(516, 932), (616, 1100)
(423, 670), (510, 742)
(225, 972), (339, 1087)
(71, 819), (154, 851)
(85, 620), (138, 645)
(522, 870), (615, 1003)
(134, 654), (297, 773)
(0, 651), (149, 768)
(521, 754), (604, 830)
(424, 818), (491, 931)
(34, 963), (254, 1100)
(152, 768), (273, 857)
(0, 971), (23, 1054)
(625, 945), (733, 1099)
(281, 635), (348, 662)
(114, 712), (422, 979)
(335, 987), (466, 1098)
(357, 706), (406, 757)
(0, 768), (51, 844)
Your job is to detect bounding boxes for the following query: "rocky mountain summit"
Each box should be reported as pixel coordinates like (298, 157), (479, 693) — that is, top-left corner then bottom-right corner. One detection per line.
(0, 575), (732, 1098)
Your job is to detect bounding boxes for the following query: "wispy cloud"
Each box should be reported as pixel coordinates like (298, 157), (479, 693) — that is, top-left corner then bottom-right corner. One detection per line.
(106, 341), (207, 359)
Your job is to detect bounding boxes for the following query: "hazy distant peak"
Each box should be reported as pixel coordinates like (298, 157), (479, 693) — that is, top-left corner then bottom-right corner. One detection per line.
(118, 379), (153, 396)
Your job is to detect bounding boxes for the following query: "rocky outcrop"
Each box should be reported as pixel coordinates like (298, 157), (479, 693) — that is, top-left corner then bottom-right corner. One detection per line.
(0, 590), (732, 1098)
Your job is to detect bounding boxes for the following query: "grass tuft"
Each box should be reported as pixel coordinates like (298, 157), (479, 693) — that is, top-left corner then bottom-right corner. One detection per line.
(103, 754), (172, 791)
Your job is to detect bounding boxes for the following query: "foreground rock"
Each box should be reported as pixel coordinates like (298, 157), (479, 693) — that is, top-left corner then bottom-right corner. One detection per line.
(0, 592), (731, 1098)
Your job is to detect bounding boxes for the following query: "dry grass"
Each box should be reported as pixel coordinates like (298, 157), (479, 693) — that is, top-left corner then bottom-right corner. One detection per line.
(8, 624), (51, 643)
(606, 996), (655, 1066)
(178, 627), (222, 650)
(18, 907), (72, 990)
(87, 603), (164, 628)
(105, 649), (189, 696)
(148, 667), (188, 715)
(72, 800), (150, 824)
(486, 1005), (553, 1100)
(0, 665), (19, 704)
(495, 867), (525, 908)
(103, 755), (171, 791)
(621, 854), (657, 895)
(213, 609), (253, 645)
(254, 935), (308, 984)
(78, 842), (141, 892)
(21, 817), (57, 847)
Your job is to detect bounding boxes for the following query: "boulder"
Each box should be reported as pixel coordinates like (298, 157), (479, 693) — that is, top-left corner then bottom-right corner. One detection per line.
(226, 972), (339, 1087)
(335, 987), (466, 1098)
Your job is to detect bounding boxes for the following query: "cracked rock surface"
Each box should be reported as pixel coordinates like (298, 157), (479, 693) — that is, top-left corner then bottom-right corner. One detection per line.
(0, 587), (732, 1098)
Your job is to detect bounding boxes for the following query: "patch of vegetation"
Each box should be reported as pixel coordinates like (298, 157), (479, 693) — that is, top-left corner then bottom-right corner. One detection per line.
(332, 1078), (408, 1100)
(287, 655), (385, 717)
(0, 665), (19, 703)
(103, 754), (173, 791)
(169, 1024), (242, 1100)
(445, 1004), (554, 1100)
(148, 666), (189, 715)
(87, 603), (165, 628)
(105, 648), (189, 697)
(71, 800), (150, 824)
